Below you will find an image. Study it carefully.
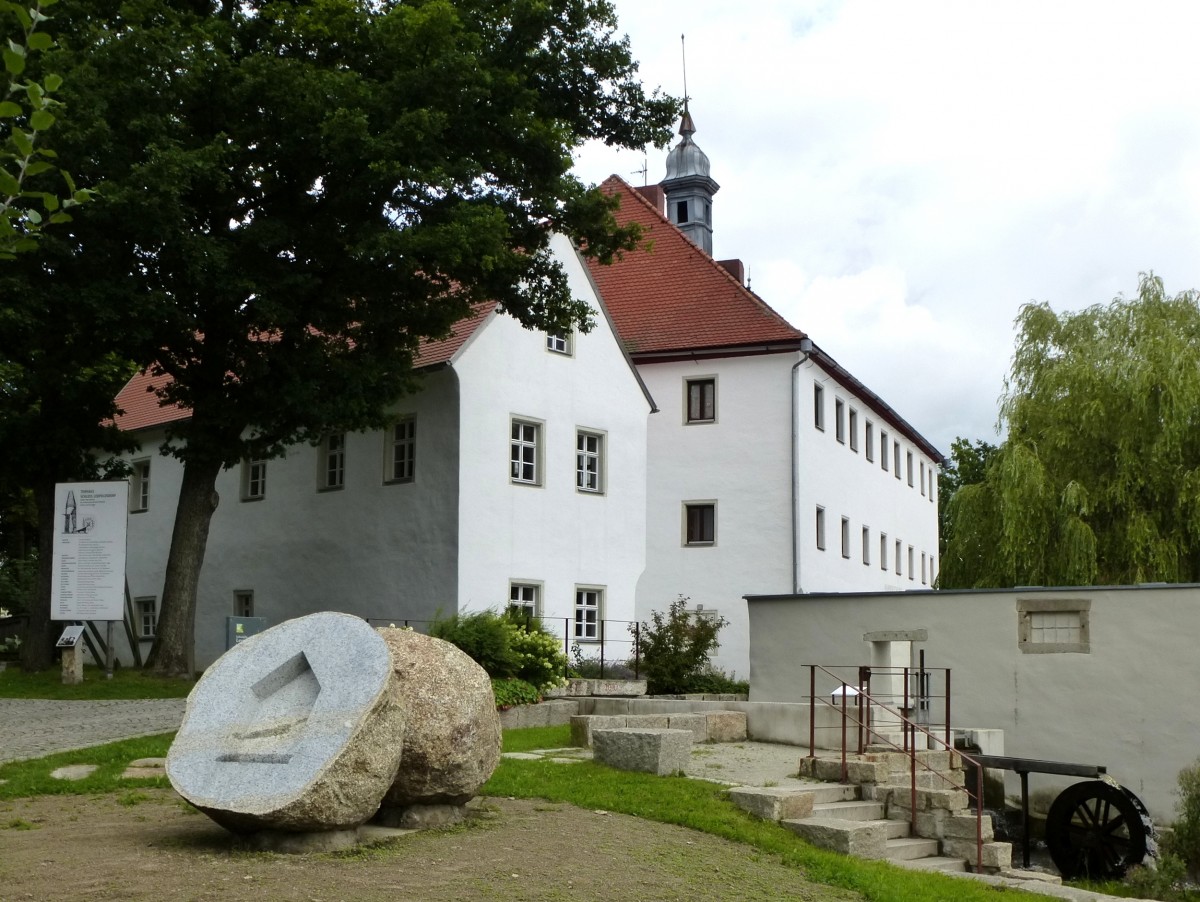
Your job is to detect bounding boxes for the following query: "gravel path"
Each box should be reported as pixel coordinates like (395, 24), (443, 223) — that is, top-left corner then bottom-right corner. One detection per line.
(0, 698), (186, 763)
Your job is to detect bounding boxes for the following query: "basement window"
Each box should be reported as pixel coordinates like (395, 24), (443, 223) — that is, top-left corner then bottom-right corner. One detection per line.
(1017, 598), (1091, 654)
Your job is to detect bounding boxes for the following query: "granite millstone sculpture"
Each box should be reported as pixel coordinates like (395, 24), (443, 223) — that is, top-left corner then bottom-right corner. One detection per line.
(166, 612), (406, 834)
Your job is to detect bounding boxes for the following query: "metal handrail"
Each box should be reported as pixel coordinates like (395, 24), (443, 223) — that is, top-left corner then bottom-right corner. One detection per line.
(806, 663), (986, 873)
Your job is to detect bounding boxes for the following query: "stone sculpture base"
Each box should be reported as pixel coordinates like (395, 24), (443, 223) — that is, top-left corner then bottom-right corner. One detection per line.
(373, 802), (467, 830)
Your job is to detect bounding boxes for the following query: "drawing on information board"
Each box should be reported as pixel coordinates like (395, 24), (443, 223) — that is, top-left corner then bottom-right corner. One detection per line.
(62, 491), (96, 535)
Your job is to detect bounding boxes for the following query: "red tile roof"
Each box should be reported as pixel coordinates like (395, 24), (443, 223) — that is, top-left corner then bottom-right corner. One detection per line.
(586, 176), (807, 358)
(111, 302), (498, 433)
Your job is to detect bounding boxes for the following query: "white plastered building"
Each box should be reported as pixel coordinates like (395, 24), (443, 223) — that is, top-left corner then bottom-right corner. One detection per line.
(113, 234), (651, 668)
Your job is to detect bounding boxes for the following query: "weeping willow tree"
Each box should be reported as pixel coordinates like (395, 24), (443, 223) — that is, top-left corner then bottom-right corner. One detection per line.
(940, 273), (1200, 588)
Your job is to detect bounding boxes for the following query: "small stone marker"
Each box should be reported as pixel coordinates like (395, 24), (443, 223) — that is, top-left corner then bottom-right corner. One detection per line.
(166, 612), (406, 835)
(50, 764), (98, 781)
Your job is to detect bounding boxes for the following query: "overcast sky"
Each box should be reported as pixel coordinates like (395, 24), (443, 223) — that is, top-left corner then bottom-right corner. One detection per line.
(571, 1), (1200, 457)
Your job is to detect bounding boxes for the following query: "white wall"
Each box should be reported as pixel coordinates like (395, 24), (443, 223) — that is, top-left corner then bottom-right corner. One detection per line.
(453, 234), (650, 663)
(797, 357), (940, 594)
(747, 585), (1200, 821)
(636, 353), (796, 679)
(123, 371), (461, 666)
(635, 350), (941, 680)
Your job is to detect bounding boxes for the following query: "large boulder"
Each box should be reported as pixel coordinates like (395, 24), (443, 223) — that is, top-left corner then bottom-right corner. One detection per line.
(167, 612), (405, 834)
(377, 628), (501, 808)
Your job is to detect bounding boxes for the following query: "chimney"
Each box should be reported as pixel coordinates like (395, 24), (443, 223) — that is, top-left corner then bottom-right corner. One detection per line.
(717, 258), (745, 285)
(635, 184), (666, 216)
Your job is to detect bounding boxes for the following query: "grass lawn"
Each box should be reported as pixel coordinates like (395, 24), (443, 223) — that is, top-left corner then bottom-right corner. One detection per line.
(0, 665), (193, 699)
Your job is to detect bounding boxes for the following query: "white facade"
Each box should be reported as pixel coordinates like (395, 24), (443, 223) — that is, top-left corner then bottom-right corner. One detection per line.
(635, 351), (941, 679)
(119, 236), (650, 668)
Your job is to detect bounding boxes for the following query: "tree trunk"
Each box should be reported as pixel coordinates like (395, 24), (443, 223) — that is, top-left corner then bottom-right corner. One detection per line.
(19, 480), (56, 672)
(145, 458), (222, 677)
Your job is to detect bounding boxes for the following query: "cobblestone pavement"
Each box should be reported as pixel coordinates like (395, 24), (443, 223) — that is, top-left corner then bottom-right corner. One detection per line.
(0, 698), (186, 764)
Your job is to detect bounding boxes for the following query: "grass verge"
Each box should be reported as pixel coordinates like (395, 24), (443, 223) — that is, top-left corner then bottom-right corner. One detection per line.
(0, 666), (193, 699)
(486, 726), (1035, 902)
(0, 733), (174, 800)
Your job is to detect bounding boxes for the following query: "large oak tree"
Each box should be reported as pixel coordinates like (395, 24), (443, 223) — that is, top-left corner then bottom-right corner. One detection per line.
(4, 0), (676, 674)
(940, 274), (1200, 588)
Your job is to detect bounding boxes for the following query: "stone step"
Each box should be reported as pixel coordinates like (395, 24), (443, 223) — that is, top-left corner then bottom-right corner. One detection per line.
(885, 836), (941, 861)
(812, 800), (884, 821)
(865, 818), (913, 840)
(891, 855), (968, 873)
(782, 816), (890, 859)
(803, 782), (861, 804)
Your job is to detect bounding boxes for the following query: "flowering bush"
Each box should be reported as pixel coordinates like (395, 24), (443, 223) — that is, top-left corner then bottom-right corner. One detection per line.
(508, 621), (568, 692)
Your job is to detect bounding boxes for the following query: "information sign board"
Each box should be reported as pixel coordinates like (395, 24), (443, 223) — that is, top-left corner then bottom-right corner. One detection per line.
(50, 481), (129, 622)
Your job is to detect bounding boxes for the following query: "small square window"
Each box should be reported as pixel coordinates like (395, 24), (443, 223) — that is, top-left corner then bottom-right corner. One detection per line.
(511, 419), (541, 485)
(815, 506), (826, 551)
(865, 422), (874, 462)
(547, 333), (571, 355)
(684, 502), (716, 546)
(574, 587), (603, 641)
(861, 526), (870, 565)
(242, 458), (267, 501)
(840, 517), (850, 559)
(130, 460), (151, 512)
(849, 408), (859, 452)
(676, 200), (689, 223)
(686, 378), (716, 424)
(320, 433), (345, 490)
(576, 431), (604, 493)
(814, 383), (825, 431)
(509, 583), (541, 621)
(234, 590), (254, 618)
(389, 417), (416, 483)
(835, 399), (846, 444)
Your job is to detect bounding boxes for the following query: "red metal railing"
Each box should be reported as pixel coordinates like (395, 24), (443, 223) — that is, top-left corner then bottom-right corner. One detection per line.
(806, 663), (985, 872)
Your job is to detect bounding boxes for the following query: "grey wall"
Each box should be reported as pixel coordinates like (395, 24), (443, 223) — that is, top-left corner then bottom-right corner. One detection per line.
(747, 585), (1200, 821)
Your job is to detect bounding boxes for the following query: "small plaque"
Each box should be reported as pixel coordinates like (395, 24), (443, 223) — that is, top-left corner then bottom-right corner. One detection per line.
(57, 625), (86, 648)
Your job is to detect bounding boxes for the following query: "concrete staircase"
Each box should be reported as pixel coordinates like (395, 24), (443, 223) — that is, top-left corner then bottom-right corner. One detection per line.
(727, 749), (1011, 874)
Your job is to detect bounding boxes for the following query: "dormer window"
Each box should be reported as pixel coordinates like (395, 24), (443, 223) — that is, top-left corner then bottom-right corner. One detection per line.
(675, 200), (689, 223)
(546, 333), (571, 355)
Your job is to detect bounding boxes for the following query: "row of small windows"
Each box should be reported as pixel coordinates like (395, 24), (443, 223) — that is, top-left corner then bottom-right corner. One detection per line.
(133, 589), (254, 640)
(814, 507), (937, 586)
(129, 415), (604, 510)
(509, 582), (604, 641)
(813, 382), (936, 501)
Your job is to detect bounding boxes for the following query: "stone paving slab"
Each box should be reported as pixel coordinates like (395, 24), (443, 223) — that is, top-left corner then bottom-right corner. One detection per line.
(0, 698), (186, 764)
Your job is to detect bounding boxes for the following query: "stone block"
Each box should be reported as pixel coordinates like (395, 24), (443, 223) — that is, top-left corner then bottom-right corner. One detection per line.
(592, 728), (692, 776)
(666, 713), (708, 742)
(783, 816), (889, 859)
(542, 700), (581, 726)
(728, 787), (814, 821)
(939, 813), (995, 841)
(167, 611), (406, 834)
(943, 838), (1012, 871)
(705, 711), (748, 743)
(627, 714), (670, 729)
(591, 679), (648, 697)
(888, 784), (969, 812)
(845, 760), (887, 784)
(570, 714), (627, 747)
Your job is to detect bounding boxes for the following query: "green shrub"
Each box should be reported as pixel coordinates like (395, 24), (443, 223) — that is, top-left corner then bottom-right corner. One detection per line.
(633, 596), (729, 695)
(430, 611), (519, 678)
(507, 616), (568, 692)
(568, 644), (639, 680)
(1164, 759), (1200, 879)
(684, 667), (749, 696)
(491, 677), (541, 710)
(1121, 853), (1189, 901)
